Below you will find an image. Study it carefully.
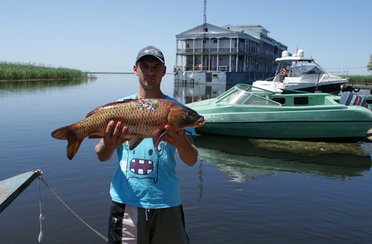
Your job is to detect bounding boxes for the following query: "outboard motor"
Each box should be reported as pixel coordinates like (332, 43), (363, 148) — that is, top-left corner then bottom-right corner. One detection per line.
(339, 92), (368, 109)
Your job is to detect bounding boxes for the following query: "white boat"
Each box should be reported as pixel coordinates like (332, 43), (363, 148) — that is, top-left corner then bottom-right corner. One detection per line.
(252, 49), (348, 94)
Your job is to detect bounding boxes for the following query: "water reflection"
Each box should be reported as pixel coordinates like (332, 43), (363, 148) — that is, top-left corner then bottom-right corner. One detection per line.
(0, 79), (94, 95)
(195, 134), (371, 182)
(173, 82), (228, 104)
(197, 162), (204, 202)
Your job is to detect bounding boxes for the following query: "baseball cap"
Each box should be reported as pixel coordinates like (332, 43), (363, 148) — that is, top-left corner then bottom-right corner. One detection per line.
(136, 45), (165, 64)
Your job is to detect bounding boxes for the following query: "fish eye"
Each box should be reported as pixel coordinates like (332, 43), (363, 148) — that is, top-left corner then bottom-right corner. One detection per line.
(188, 111), (197, 118)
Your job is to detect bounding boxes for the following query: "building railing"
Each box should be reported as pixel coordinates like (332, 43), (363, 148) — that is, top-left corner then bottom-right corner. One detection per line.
(176, 48), (247, 54)
(175, 65), (228, 72)
(176, 48), (279, 60)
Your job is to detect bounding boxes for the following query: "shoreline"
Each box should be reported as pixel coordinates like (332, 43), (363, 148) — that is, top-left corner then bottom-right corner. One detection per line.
(0, 76), (96, 83)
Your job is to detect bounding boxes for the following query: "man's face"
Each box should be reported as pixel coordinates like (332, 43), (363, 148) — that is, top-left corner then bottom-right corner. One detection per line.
(134, 57), (166, 91)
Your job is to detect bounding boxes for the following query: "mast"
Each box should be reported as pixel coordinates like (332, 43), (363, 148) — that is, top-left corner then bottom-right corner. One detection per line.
(202, 0), (207, 71)
(203, 0), (207, 25)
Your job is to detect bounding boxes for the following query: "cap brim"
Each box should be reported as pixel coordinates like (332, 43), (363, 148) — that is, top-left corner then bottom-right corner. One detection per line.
(136, 54), (164, 64)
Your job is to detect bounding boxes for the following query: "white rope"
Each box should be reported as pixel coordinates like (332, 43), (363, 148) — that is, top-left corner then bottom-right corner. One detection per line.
(38, 178), (45, 243)
(37, 174), (108, 242)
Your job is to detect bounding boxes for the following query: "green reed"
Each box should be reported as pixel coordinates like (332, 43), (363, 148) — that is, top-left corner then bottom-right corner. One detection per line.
(0, 62), (90, 80)
(347, 75), (372, 84)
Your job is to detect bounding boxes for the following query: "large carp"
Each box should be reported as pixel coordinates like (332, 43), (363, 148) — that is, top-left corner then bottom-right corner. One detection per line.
(51, 98), (205, 160)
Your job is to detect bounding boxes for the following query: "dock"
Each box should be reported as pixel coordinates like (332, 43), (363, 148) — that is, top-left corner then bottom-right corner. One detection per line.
(0, 170), (42, 213)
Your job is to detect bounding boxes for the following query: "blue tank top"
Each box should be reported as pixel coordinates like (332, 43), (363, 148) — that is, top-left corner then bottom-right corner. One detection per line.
(109, 95), (195, 208)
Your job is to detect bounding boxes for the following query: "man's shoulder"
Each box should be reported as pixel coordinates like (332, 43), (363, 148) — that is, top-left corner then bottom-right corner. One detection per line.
(117, 94), (137, 101)
(164, 95), (183, 105)
(116, 94), (188, 109)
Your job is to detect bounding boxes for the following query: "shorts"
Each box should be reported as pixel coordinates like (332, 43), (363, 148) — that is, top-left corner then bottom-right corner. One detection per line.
(108, 201), (190, 244)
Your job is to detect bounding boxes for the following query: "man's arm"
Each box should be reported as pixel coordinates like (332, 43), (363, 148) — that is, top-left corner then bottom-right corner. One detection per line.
(162, 126), (198, 166)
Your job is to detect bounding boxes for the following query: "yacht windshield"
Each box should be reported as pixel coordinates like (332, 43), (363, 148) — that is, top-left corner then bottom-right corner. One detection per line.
(290, 63), (325, 76)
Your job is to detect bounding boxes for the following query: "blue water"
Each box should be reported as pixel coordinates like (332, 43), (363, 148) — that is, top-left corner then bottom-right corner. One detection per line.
(1, 74), (372, 243)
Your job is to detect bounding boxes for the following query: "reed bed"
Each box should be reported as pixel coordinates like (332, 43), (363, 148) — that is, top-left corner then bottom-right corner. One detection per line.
(0, 62), (90, 80)
(347, 75), (372, 84)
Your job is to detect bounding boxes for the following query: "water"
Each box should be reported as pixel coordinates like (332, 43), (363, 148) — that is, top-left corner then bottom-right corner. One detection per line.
(1, 74), (372, 243)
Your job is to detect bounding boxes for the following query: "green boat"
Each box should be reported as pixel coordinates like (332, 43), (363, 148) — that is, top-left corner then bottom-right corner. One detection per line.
(187, 84), (372, 140)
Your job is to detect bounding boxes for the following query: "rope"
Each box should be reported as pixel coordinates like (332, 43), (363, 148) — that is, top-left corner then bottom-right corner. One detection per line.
(38, 177), (45, 243)
(37, 173), (108, 242)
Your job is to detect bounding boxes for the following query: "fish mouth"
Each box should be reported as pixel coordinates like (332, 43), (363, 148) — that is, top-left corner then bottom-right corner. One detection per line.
(196, 116), (205, 127)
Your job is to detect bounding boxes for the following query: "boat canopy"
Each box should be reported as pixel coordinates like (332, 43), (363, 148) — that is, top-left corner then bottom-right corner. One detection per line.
(216, 84), (281, 106)
(275, 56), (314, 62)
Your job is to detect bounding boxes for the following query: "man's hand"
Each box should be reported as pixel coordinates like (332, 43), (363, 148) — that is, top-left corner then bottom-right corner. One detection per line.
(95, 120), (128, 161)
(161, 125), (185, 145)
(162, 125), (198, 166)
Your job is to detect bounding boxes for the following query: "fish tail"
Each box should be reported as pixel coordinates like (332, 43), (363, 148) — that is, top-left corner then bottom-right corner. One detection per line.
(51, 125), (83, 160)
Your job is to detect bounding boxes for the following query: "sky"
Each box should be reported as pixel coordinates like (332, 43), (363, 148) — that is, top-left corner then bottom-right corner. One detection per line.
(1, 0), (371, 75)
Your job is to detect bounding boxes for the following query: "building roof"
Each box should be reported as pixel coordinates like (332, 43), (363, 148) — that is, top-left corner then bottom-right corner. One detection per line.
(176, 22), (251, 40)
(223, 25), (270, 39)
(176, 23), (286, 49)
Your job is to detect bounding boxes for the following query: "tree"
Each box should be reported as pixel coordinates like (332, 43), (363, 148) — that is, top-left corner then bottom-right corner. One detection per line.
(368, 54), (372, 71)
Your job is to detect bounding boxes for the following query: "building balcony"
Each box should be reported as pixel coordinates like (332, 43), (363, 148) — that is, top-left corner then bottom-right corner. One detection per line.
(177, 48), (248, 55)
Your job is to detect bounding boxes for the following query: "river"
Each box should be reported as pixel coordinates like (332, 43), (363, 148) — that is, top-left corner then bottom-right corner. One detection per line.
(1, 74), (372, 243)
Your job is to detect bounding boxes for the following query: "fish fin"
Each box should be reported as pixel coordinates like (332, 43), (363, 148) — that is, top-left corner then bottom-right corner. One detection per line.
(85, 99), (136, 117)
(152, 129), (167, 147)
(51, 125), (83, 160)
(51, 125), (75, 140)
(66, 138), (83, 160)
(128, 137), (144, 150)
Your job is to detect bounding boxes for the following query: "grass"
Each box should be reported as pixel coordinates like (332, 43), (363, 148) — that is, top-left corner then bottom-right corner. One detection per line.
(0, 61), (90, 81)
(346, 75), (372, 84)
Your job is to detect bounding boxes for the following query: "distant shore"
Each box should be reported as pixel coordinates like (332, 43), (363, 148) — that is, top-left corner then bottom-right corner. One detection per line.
(0, 62), (91, 81)
(1, 62), (371, 85)
(346, 75), (372, 85)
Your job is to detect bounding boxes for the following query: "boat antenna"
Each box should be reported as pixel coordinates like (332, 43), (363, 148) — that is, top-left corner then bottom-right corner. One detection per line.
(203, 0), (207, 25)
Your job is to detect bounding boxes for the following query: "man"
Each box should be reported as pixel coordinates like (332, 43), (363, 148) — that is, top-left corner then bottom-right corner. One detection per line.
(95, 45), (198, 243)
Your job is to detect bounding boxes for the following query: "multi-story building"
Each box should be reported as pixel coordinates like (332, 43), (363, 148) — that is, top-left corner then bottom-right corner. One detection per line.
(174, 23), (287, 86)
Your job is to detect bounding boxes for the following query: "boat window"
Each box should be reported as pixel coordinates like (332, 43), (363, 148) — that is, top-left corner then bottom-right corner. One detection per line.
(272, 97), (286, 104)
(294, 97), (309, 105)
(243, 95), (280, 106)
(290, 64), (324, 76)
(220, 90), (251, 104)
